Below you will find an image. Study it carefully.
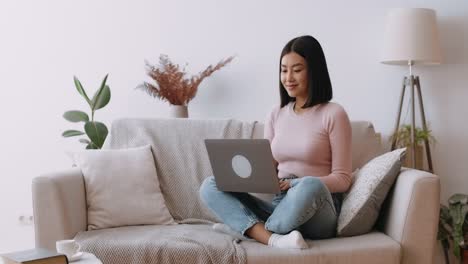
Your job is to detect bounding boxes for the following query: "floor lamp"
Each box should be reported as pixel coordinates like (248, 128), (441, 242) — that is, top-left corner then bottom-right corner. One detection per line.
(381, 8), (442, 173)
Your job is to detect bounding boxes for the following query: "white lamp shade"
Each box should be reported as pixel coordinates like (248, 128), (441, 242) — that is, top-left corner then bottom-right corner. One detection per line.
(381, 8), (442, 65)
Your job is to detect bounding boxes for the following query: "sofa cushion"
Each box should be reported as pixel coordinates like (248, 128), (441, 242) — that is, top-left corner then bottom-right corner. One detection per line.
(68, 145), (175, 230)
(102, 118), (257, 222)
(244, 231), (400, 264)
(74, 225), (399, 264)
(349, 121), (382, 170)
(337, 148), (406, 237)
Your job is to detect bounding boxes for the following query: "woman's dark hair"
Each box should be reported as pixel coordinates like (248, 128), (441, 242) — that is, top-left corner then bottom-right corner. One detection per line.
(279, 35), (333, 108)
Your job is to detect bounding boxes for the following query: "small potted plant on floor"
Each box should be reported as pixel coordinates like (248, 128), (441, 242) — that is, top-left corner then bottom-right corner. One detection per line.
(391, 124), (435, 170)
(438, 193), (468, 264)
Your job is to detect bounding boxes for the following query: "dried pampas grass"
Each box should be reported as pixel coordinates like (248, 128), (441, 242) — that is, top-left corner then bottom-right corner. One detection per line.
(137, 54), (234, 106)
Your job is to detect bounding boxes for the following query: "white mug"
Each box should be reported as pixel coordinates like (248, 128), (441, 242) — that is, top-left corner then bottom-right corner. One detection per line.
(56, 239), (81, 259)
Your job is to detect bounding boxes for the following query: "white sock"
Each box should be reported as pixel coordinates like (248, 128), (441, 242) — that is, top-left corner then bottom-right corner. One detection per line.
(268, 230), (308, 249)
(212, 223), (254, 241)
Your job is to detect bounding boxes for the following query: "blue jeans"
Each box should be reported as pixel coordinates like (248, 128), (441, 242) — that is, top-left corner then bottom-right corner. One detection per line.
(199, 175), (342, 239)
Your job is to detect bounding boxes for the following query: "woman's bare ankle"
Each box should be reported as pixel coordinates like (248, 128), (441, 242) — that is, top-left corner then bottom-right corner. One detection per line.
(245, 223), (272, 244)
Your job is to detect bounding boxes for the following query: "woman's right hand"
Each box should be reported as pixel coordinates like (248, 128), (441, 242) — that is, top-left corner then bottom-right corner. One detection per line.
(279, 179), (291, 191)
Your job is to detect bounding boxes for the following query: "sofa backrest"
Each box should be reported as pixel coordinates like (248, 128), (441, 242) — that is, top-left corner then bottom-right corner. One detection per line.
(104, 118), (258, 222)
(103, 118), (382, 222)
(252, 121), (382, 171)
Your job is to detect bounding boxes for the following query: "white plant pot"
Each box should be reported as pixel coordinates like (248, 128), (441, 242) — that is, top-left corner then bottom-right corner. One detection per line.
(169, 105), (188, 118)
(402, 144), (424, 170)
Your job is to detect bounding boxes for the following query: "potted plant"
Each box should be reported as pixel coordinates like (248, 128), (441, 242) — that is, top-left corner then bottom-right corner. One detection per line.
(438, 193), (468, 264)
(390, 124), (435, 170)
(62, 75), (111, 149)
(137, 54), (234, 118)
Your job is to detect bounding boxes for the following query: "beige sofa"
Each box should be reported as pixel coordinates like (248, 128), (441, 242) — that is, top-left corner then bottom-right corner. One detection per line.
(32, 119), (440, 264)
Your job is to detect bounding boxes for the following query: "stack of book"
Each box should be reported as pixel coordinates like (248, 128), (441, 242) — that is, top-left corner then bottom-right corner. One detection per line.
(1, 248), (68, 264)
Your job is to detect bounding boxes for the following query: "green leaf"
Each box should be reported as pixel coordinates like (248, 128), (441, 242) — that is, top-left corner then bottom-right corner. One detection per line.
(63, 110), (89, 122)
(91, 75), (109, 110)
(84, 121), (108, 148)
(62, 130), (85, 137)
(449, 194), (468, 205)
(86, 142), (99, 149)
(74, 76), (92, 107)
(439, 205), (451, 222)
(92, 84), (111, 111)
(392, 124), (436, 147)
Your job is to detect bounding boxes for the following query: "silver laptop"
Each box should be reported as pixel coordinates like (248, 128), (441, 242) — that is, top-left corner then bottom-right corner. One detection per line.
(204, 139), (280, 194)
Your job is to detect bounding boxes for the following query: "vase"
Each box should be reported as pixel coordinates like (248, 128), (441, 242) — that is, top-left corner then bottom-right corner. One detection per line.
(169, 104), (188, 118)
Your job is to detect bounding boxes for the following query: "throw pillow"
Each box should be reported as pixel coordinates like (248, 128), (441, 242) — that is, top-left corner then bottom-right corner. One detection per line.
(68, 145), (176, 230)
(337, 148), (406, 237)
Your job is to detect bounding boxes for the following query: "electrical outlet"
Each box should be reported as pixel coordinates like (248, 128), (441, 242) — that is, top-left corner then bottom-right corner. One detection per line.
(18, 214), (34, 226)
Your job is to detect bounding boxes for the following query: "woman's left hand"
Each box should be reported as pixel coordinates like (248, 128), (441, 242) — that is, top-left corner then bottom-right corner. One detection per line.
(279, 179), (291, 191)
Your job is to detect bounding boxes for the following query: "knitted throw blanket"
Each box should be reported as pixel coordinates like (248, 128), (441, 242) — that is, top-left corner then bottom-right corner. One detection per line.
(81, 118), (258, 264)
(75, 224), (247, 264)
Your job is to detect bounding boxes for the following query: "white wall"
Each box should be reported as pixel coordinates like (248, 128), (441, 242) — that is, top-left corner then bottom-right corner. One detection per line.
(0, 0), (467, 258)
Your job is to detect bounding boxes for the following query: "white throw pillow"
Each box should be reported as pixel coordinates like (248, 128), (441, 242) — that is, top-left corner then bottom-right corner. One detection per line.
(68, 145), (176, 230)
(337, 148), (406, 237)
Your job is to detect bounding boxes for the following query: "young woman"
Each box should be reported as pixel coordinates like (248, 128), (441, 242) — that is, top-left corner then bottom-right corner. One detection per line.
(200, 35), (352, 249)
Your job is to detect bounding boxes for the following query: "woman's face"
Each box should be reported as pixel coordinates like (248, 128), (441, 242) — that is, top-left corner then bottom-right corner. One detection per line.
(280, 52), (309, 100)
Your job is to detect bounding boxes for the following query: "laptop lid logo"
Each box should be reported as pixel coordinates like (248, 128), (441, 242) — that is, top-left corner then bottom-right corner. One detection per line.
(231, 155), (252, 178)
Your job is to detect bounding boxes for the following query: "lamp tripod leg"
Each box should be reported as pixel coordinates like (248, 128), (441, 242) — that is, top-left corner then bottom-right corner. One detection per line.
(391, 77), (407, 151)
(410, 76), (417, 169)
(415, 77), (434, 173)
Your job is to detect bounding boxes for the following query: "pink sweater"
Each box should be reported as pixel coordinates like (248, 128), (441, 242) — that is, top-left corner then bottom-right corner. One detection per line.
(264, 102), (352, 193)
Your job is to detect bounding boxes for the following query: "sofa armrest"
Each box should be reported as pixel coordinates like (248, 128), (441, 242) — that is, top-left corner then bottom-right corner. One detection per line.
(32, 167), (87, 250)
(380, 168), (440, 264)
